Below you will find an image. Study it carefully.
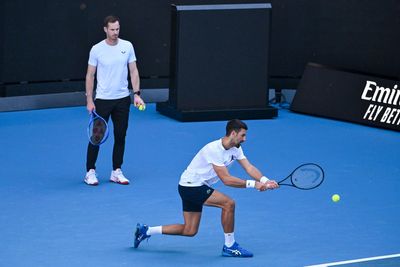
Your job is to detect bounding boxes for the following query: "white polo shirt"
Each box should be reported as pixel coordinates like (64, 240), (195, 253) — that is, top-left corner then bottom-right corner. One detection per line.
(179, 139), (246, 187)
(88, 38), (136, 100)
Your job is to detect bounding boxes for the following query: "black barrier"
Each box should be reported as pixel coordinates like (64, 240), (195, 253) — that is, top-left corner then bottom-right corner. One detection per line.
(291, 63), (400, 131)
(156, 3), (277, 121)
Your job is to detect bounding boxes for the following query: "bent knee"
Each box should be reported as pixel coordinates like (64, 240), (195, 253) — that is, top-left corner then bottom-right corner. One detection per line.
(224, 199), (235, 211)
(183, 229), (198, 237)
(185, 232), (197, 237)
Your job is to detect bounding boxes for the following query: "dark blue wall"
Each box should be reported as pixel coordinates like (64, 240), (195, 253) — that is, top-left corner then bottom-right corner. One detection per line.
(1, 0), (399, 94)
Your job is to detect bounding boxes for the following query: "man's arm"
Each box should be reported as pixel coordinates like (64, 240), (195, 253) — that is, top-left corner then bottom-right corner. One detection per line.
(238, 158), (279, 189)
(85, 64), (96, 113)
(128, 61), (144, 106)
(237, 158), (263, 180)
(212, 164), (267, 190)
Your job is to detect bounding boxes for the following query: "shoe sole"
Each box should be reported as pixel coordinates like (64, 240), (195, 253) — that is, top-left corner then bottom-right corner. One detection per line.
(110, 179), (129, 185)
(222, 251), (253, 257)
(84, 180), (99, 186)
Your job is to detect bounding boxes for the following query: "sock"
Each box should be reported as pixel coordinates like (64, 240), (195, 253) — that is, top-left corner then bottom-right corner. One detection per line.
(224, 232), (235, 247)
(147, 226), (162, 236)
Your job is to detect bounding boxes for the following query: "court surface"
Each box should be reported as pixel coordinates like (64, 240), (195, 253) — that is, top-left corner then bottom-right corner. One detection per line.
(0, 104), (399, 267)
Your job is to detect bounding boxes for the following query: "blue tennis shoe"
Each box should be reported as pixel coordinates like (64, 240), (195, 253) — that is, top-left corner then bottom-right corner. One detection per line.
(134, 223), (151, 248)
(222, 242), (253, 257)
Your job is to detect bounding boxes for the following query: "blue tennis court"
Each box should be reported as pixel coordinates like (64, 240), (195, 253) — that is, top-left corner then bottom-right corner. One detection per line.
(0, 104), (399, 267)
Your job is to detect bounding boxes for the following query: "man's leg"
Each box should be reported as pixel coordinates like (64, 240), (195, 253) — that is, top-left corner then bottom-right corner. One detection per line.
(134, 211), (202, 248)
(135, 185), (209, 248)
(204, 190), (235, 233)
(110, 96), (130, 170)
(161, 211), (202, 236)
(204, 190), (253, 257)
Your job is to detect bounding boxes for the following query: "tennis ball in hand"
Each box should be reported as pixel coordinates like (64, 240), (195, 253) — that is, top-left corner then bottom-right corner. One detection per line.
(332, 194), (340, 202)
(138, 104), (146, 111)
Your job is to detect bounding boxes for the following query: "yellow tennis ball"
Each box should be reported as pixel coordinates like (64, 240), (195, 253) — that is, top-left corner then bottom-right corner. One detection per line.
(332, 194), (340, 202)
(138, 104), (145, 111)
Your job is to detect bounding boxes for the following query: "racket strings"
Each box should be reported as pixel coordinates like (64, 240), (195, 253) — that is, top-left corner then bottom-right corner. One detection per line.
(89, 118), (107, 145)
(291, 166), (324, 189)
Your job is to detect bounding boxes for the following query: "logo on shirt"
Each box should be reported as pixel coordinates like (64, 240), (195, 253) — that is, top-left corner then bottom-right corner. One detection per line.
(224, 155), (236, 166)
(121, 50), (126, 54)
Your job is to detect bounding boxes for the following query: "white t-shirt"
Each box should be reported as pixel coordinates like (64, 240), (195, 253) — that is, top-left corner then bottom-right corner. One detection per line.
(179, 139), (246, 187)
(88, 38), (136, 100)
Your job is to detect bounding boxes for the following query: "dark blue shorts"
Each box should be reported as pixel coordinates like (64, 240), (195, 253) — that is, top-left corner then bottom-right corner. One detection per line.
(178, 184), (214, 212)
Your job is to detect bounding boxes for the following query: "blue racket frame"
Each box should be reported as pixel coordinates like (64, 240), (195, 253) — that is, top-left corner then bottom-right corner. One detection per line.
(87, 111), (109, 146)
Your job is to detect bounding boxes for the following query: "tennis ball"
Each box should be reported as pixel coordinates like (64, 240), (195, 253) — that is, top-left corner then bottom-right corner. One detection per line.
(138, 104), (145, 111)
(332, 194), (340, 202)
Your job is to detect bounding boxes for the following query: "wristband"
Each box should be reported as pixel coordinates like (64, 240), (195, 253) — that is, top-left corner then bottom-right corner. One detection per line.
(246, 180), (256, 188)
(260, 176), (270, 183)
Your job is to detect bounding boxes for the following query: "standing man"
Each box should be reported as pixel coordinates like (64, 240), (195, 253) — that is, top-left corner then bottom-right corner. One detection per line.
(84, 15), (144, 186)
(134, 119), (279, 257)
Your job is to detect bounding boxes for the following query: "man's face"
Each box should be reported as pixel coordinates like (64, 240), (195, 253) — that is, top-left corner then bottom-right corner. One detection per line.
(104, 21), (120, 40)
(231, 128), (247, 147)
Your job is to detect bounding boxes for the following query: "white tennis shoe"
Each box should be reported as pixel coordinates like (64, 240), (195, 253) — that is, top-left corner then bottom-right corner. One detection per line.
(84, 169), (99, 186)
(110, 169), (130, 185)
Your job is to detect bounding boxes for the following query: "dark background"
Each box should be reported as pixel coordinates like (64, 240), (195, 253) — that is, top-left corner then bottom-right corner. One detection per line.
(1, 0), (399, 96)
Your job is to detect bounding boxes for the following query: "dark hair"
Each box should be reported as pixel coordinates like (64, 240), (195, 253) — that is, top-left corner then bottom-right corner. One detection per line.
(104, 15), (120, 27)
(225, 119), (248, 136)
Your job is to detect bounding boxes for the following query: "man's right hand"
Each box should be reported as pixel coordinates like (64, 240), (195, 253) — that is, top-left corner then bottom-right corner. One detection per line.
(255, 181), (268, 191)
(255, 180), (279, 191)
(265, 180), (279, 190)
(87, 101), (95, 113)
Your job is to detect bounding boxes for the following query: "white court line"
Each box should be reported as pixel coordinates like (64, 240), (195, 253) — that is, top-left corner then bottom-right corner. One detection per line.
(305, 253), (400, 267)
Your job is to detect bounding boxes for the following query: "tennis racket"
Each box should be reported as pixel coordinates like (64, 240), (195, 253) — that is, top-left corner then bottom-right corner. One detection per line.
(278, 163), (324, 190)
(87, 111), (109, 146)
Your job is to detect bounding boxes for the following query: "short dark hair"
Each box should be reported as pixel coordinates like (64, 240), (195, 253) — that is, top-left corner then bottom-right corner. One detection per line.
(104, 15), (120, 27)
(225, 119), (248, 136)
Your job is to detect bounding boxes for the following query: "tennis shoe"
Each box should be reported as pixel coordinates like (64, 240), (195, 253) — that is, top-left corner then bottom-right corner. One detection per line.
(134, 223), (151, 248)
(222, 242), (253, 257)
(110, 169), (130, 185)
(84, 169), (99, 186)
